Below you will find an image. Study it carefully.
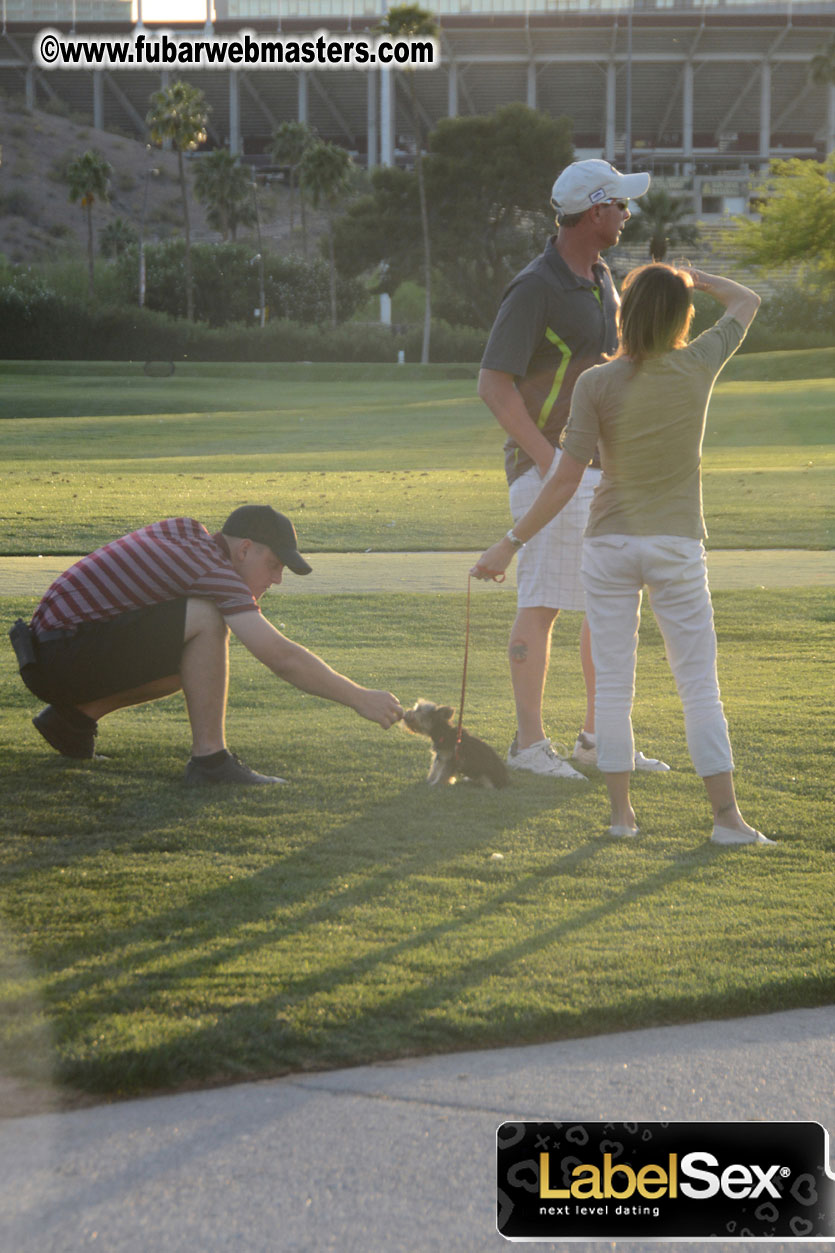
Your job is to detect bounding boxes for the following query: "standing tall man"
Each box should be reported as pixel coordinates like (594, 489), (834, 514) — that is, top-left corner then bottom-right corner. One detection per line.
(478, 159), (670, 779)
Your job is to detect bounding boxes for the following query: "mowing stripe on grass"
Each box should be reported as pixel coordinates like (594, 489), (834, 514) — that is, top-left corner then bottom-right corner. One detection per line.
(0, 548), (833, 600)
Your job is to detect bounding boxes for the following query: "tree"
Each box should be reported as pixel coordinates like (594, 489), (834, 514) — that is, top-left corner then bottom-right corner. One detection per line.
(299, 140), (353, 327)
(377, 4), (439, 363)
(334, 105), (573, 329)
(620, 187), (700, 262)
(731, 155), (835, 289)
(67, 149), (112, 298)
(114, 239), (364, 327)
(99, 216), (138, 259)
(270, 120), (315, 254)
(193, 148), (256, 241)
(810, 33), (835, 87)
(333, 164), (423, 299)
(146, 81), (209, 321)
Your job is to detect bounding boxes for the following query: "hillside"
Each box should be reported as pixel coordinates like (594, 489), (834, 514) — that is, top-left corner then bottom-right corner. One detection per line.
(0, 93), (320, 266)
(0, 91), (794, 302)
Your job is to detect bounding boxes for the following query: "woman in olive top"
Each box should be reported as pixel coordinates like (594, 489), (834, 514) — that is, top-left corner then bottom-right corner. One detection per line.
(472, 263), (775, 846)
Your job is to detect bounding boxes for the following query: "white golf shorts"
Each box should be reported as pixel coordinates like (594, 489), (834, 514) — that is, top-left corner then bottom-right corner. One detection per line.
(509, 451), (601, 612)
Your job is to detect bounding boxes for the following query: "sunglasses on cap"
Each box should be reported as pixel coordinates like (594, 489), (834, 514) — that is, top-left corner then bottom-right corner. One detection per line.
(601, 198), (630, 211)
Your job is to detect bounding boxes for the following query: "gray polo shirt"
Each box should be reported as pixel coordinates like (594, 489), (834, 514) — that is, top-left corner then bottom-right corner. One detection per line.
(480, 237), (619, 485)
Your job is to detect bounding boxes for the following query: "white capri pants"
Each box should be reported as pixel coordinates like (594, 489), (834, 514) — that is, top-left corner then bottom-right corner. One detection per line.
(580, 534), (734, 777)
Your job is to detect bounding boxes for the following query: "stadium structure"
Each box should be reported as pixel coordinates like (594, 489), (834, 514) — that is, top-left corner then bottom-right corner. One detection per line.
(0, 0), (832, 220)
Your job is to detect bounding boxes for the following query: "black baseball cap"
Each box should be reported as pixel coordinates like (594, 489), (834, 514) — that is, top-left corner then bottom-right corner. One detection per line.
(222, 505), (312, 576)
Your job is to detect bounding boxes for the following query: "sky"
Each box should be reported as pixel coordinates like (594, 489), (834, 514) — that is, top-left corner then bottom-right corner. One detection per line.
(136, 0), (213, 23)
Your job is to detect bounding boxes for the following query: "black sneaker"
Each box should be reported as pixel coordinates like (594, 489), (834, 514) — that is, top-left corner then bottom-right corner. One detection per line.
(33, 705), (98, 759)
(184, 750), (287, 786)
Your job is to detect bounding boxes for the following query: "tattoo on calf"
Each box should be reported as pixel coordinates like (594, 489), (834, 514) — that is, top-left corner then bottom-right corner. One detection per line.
(510, 642), (529, 663)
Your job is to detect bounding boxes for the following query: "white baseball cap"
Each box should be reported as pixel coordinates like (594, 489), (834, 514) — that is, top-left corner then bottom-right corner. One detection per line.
(551, 159), (650, 217)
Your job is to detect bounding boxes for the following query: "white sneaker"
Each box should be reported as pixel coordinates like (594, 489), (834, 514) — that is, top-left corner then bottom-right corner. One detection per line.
(507, 737), (587, 781)
(711, 825), (776, 846)
(634, 750), (671, 773)
(571, 732), (598, 766)
(572, 733), (670, 773)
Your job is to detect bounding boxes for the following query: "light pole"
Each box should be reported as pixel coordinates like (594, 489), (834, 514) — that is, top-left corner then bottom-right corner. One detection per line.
(138, 148), (158, 309)
(251, 177), (266, 329)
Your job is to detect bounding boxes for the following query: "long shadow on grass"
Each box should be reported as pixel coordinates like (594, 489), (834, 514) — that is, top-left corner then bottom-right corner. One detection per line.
(4, 747), (738, 1094)
(37, 776), (571, 990)
(40, 791), (727, 1098)
(55, 836), (741, 1094)
(197, 840), (715, 1016)
(44, 831), (609, 1012)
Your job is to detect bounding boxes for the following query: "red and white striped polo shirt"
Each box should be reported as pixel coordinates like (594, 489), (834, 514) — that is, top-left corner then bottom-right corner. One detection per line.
(31, 517), (259, 637)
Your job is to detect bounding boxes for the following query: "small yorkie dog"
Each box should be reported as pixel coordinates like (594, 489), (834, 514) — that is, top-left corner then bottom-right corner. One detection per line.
(403, 700), (509, 788)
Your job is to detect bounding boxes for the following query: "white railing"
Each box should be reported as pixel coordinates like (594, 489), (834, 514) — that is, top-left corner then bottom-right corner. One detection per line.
(219, 0), (831, 19)
(2, 0), (131, 20)
(3, 0), (827, 23)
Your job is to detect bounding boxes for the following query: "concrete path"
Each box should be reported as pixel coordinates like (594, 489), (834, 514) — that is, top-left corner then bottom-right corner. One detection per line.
(1, 548), (834, 599)
(1, 1006), (833, 1253)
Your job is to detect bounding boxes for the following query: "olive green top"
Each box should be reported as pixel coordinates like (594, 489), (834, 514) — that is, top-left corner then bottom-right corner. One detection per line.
(561, 313), (746, 540)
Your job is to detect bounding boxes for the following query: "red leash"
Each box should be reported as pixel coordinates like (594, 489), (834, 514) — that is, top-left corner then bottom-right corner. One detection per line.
(455, 572), (505, 759)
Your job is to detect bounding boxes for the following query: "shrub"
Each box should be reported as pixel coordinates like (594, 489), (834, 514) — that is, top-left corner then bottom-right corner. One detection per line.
(3, 95), (31, 116)
(756, 281), (835, 341)
(690, 284), (835, 352)
(402, 319), (486, 363)
(0, 260), (481, 361)
(99, 218), (139, 259)
(41, 96), (71, 119)
(114, 240), (365, 328)
(48, 154), (75, 184)
(0, 189), (37, 218)
(0, 280), (481, 364)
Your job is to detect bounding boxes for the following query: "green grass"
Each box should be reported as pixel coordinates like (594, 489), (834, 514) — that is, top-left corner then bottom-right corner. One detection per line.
(1, 588), (833, 1097)
(1, 364), (833, 552)
(721, 346), (835, 383)
(1, 352), (832, 1099)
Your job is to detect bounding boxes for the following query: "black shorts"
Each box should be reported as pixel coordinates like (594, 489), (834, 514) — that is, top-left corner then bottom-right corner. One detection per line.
(20, 599), (188, 707)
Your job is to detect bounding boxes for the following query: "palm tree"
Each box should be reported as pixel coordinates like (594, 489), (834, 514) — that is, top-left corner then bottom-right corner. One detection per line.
(377, 4), (438, 364)
(810, 34), (835, 87)
(193, 148), (256, 241)
(621, 187), (700, 262)
(298, 140), (352, 327)
(146, 81), (209, 321)
(99, 216), (138, 259)
(67, 149), (112, 299)
(270, 120), (315, 254)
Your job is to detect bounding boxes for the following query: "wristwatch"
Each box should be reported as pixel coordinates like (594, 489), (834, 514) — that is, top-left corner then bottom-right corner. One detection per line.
(505, 529), (525, 550)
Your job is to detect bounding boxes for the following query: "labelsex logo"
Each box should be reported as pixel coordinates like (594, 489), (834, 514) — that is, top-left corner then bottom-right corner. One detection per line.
(539, 1151), (785, 1201)
(497, 1122), (835, 1241)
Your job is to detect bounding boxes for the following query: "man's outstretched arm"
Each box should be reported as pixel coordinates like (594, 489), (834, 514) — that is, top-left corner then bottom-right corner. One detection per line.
(230, 612), (403, 729)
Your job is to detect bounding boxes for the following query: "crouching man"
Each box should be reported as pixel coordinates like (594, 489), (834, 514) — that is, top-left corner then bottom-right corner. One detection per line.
(9, 506), (403, 785)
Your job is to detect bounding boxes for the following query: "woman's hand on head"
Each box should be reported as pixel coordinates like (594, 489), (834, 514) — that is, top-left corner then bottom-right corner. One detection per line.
(684, 267), (709, 291)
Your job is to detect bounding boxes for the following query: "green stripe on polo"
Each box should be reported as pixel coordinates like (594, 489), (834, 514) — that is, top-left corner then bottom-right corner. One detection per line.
(538, 327), (571, 428)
